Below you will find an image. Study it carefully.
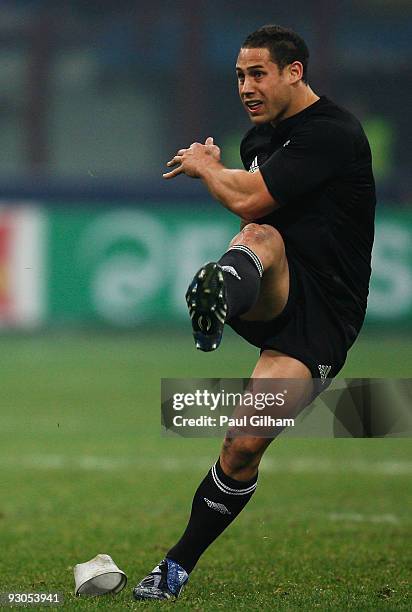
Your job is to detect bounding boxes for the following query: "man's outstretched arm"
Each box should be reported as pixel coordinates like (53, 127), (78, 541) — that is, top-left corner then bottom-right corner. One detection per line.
(163, 138), (279, 220)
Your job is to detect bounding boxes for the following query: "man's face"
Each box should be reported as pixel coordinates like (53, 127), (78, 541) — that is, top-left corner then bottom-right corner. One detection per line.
(236, 47), (292, 126)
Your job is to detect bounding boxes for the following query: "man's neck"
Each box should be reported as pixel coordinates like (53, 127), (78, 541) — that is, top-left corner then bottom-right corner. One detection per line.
(271, 86), (320, 127)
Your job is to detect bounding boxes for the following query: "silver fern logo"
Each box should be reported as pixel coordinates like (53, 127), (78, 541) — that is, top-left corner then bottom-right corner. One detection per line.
(221, 265), (241, 280)
(318, 364), (332, 384)
(203, 497), (232, 515)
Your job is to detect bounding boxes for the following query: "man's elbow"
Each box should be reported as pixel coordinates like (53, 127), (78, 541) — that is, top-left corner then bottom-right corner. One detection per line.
(236, 199), (255, 221)
(239, 193), (279, 220)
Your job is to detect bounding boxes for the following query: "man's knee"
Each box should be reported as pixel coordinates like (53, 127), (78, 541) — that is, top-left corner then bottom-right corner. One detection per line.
(221, 435), (268, 473)
(229, 223), (285, 267)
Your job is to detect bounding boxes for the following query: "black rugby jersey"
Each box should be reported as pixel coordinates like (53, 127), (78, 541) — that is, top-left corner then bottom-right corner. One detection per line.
(240, 96), (376, 330)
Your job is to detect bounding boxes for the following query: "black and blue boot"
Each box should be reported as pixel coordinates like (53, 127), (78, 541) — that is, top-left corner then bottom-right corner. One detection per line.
(185, 262), (227, 352)
(133, 558), (188, 601)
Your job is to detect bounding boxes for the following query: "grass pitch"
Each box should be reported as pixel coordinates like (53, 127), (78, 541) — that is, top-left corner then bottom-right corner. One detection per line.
(0, 330), (411, 610)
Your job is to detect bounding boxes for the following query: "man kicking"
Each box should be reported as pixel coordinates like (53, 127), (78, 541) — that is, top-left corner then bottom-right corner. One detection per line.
(133, 24), (375, 600)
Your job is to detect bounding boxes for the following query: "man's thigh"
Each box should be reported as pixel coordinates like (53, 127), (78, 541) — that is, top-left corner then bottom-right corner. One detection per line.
(250, 349), (314, 421)
(228, 223), (289, 322)
(240, 259), (290, 322)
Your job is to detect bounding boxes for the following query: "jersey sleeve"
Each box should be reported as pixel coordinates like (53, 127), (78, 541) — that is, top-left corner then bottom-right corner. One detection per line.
(259, 119), (355, 205)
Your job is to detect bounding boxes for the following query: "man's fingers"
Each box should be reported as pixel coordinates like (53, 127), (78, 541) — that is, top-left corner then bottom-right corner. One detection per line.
(163, 165), (183, 179)
(166, 155), (182, 167)
(166, 148), (187, 166)
(205, 136), (214, 145)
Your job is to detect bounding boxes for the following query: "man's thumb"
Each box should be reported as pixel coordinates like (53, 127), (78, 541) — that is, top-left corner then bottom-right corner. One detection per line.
(205, 136), (214, 145)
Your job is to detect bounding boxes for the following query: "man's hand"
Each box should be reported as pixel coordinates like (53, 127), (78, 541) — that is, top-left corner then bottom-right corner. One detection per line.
(162, 136), (277, 219)
(163, 137), (221, 179)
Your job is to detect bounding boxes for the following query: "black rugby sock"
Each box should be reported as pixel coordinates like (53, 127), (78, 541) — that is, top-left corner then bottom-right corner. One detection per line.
(218, 245), (263, 321)
(166, 459), (258, 574)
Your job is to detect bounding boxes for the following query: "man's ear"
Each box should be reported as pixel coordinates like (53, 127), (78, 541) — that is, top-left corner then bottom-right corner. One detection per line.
(288, 61), (304, 83)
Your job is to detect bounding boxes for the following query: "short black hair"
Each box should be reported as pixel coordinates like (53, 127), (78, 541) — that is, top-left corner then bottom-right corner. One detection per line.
(242, 25), (309, 84)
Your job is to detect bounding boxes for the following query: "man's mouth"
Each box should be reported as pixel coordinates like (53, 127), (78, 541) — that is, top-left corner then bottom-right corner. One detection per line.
(245, 100), (263, 113)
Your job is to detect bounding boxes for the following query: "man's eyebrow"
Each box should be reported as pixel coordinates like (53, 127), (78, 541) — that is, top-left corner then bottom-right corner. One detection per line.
(236, 64), (265, 72)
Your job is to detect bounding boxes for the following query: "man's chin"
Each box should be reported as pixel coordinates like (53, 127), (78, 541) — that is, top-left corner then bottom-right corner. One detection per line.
(249, 114), (268, 125)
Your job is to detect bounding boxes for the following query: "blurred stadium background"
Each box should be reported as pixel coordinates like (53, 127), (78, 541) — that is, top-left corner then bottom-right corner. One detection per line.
(0, 1), (411, 608)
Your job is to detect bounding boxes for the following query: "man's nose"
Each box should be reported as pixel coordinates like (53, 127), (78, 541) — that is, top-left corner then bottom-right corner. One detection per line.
(241, 75), (255, 96)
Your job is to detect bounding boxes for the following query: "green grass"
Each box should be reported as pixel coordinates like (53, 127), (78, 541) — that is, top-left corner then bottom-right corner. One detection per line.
(0, 330), (411, 610)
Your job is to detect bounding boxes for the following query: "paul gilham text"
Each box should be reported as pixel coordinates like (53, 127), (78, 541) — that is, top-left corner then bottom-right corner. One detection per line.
(172, 415), (294, 428)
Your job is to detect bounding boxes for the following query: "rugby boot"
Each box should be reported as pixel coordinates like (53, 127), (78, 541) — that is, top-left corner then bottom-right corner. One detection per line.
(132, 558), (188, 601)
(185, 262), (228, 351)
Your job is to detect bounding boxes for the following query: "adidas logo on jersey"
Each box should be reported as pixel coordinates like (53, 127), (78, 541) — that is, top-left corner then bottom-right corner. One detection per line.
(221, 265), (241, 280)
(203, 498), (232, 515)
(249, 156), (259, 173)
(318, 364), (332, 383)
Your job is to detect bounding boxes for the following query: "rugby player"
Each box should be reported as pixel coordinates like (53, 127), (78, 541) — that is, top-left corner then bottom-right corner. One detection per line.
(133, 24), (376, 600)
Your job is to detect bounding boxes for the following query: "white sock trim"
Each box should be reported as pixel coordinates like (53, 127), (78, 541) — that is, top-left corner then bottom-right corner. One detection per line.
(211, 463), (257, 496)
(227, 245), (264, 278)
